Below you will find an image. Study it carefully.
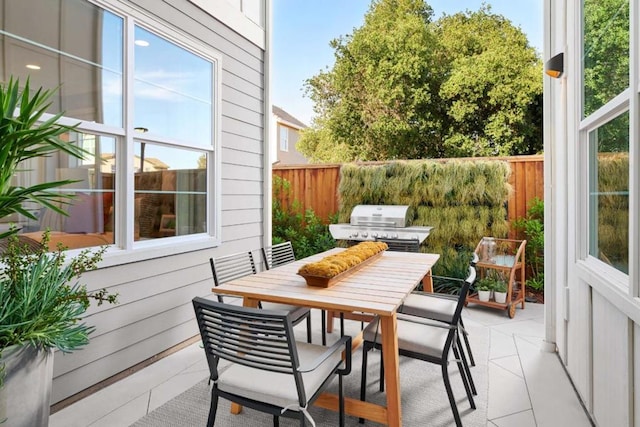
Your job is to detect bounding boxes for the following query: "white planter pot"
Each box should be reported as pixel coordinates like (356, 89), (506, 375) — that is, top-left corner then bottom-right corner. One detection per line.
(494, 291), (507, 304)
(0, 344), (54, 427)
(478, 290), (491, 302)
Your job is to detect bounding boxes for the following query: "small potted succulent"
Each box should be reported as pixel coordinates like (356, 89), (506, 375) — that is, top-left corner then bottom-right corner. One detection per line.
(475, 281), (492, 302)
(493, 281), (508, 304)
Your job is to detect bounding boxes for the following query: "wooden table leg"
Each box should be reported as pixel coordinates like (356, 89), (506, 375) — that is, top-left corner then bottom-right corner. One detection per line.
(422, 269), (433, 292)
(230, 297), (261, 415)
(380, 313), (402, 427)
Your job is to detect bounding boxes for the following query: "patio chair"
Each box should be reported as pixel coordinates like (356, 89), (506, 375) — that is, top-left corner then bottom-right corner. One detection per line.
(359, 266), (477, 427)
(261, 241), (326, 346)
(192, 297), (352, 427)
(210, 251), (314, 343)
(261, 241), (297, 268)
(399, 252), (479, 368)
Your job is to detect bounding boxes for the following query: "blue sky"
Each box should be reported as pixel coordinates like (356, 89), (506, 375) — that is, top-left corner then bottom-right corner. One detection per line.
(272, 0), (543, 125)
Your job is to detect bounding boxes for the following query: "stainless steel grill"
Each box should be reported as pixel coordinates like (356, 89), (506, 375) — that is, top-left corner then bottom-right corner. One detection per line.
(329, 205), (433, 245)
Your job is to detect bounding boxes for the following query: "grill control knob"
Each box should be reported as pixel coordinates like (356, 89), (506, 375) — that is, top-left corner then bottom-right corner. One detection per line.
(381, 233), (388, 238)
(361, 232), (368, 238)
(351, 232), (359, 238)
(392, 233), (398, 239)
(371, 232), (378, 238)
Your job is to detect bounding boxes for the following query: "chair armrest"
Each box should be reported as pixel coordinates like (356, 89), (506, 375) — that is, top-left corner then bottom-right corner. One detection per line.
(397, 313), (456, 329)
(298, 335), (352, 376)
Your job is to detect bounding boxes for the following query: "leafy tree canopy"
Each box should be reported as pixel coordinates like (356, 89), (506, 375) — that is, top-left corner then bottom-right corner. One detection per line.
(298, 0), (543, 162)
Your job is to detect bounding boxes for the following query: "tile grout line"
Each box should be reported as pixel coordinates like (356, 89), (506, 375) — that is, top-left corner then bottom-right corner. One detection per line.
(86, 390), (151, 427)
(513, 332), (539, 427)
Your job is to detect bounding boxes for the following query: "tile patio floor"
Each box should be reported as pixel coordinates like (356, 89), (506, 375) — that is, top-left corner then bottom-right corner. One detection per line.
(50, 303), (593, 426)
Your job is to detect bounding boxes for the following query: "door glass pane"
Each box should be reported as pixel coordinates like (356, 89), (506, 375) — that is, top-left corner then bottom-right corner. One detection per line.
(582, 0), (629, 117)
(133, 143), (207, 240)
(134, 26), (213, 147)
(588, 112), (628, 273)
(0, 0), (124, 126)
(4, 132), (116, 250)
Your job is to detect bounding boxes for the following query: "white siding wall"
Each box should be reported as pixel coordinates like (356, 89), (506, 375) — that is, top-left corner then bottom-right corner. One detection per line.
(547, 0), (639, 425)
(51, 0), (267, 403)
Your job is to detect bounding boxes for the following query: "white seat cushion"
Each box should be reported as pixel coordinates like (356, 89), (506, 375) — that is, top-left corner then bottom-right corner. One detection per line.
(363, 316), (449, 359)
(260, 302), (310, 323)
(217, 341), (342, 410)
(400, 293), (457, 323)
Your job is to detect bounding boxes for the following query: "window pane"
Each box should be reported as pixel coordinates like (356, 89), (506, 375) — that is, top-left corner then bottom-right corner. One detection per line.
(582, 0), (629, 117)
(0, 0), (124, 127)
(4, 132), (116, 250)
(280, 127), (288, 151)
(134, 143), (207, 240)
(134, 26), (213, 147)
(588, 112), (628, 273)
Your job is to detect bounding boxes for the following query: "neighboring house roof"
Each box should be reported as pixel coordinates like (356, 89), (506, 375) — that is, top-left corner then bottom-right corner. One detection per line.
(272, 105), (307, 130)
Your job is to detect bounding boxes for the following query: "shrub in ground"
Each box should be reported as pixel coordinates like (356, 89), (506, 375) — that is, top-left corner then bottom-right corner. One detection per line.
(272, 175), (335, 259)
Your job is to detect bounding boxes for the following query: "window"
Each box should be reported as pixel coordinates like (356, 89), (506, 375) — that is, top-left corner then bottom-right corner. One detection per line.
(582, 0), (629, 117)
(280, 126), (289, 151)
(587, 113), (629, 274)
(581, 0), (630, 277)
(133, 143), (207, 240)
(1, 0), (219, 252)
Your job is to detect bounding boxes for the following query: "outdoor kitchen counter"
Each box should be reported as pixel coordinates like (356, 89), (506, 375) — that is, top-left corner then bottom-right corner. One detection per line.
(211, 247), (439, 427)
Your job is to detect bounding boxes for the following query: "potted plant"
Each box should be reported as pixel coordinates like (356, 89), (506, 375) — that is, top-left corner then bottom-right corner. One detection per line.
(0, 78), (117, 426)
(493, 281), (508, 304)
(475, 281), (492, 302)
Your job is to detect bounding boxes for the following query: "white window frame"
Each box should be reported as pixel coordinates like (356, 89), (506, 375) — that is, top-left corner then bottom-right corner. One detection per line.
(34, 0), (224, 266)
(574, 0), (640, 312)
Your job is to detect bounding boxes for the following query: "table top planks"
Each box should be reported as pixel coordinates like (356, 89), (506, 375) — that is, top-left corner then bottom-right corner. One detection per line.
(211, 248), (439, 317)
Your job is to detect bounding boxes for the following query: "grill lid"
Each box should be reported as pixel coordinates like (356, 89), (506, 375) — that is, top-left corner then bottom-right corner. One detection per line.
(350, 205), (410, 228)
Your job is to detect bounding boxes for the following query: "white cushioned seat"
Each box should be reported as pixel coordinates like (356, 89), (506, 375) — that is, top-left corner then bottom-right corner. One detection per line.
(400, 293), (457, 323)
(217, 342), (343, 410)
(362, 315), (448, 359)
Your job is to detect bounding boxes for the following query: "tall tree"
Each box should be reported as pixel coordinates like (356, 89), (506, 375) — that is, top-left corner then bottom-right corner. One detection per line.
(298, 1), (543, 162)
(300, 0), (444, 161)
(436, 7), (543, 156)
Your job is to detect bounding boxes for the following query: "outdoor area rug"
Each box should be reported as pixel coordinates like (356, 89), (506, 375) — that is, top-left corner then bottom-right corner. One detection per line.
(132, 318), (489, 426)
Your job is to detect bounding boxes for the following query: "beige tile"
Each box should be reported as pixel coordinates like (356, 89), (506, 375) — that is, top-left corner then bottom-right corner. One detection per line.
(88, 393), (149, 427)
(489, 329), (518, 360)
(515, 337), (592, 426)
(491, 409), (537, 427)
(148, 370), (209, 412)
(491, 319), (545, 339)
(487, 362), (531, 419)
(491, 356), (524, 379)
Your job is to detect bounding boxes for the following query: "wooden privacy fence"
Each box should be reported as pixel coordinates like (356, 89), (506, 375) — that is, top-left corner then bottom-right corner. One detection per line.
(273, 155), (543, 228)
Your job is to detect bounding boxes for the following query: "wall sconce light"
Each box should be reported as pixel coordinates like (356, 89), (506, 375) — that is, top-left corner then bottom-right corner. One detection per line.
(545, 52), (564, 78)
(134, 127), (148, 133)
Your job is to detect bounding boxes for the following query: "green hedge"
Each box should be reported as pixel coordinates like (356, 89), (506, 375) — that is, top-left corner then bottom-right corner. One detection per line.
(338, 160), (511, 279)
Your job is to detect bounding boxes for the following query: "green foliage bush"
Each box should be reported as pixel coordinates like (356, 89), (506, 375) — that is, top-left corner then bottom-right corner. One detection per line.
(513, 197), (544, 291)
(338, 160), (511, 278)
(272, 176), (335, 259)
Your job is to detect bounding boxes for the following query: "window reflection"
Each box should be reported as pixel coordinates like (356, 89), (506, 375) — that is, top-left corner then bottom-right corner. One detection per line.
(588, 113), (628, 273)
(582, 0), (629, 117)
(133, 143), (207, 240)
(5, 132), (116, 250)
(134, 26), (213, 146)
(0, 0), (124, 126)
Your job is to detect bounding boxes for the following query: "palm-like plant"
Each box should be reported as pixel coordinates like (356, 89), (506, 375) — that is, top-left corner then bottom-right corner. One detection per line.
(0, 78), (116, 401)
(0, 77), (85, 239)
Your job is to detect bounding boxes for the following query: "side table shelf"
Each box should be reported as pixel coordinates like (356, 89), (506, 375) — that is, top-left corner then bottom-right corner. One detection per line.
(466, 238), (527, 318)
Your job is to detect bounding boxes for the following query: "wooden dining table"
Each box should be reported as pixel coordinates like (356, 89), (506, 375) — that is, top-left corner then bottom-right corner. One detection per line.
(211, 247), (439, 427)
